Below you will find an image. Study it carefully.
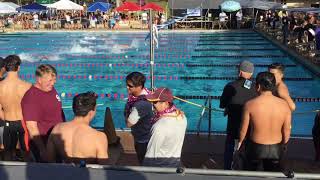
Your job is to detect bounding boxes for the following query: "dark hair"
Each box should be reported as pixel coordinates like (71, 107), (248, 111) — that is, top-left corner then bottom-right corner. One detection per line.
(0, 57), (4, 69)
(73, 92), (97, 117)
(256, 72), (276, 92)
(5, 55), (21, 72)
(35, 64), (57, 77)
(126, 72), (146, 88)
(268, 63), (285, 73)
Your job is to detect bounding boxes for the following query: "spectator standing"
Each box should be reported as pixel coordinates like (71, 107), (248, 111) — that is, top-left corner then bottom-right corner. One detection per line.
(144, 88), (187, 167)
(22, 64), (65, 162)
(282, 12), (289, 45)
(236, 10), (243, 29)
(124, 72), (153, 165)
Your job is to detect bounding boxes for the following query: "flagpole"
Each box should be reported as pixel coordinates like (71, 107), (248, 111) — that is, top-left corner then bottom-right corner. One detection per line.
(149, 9), (155, 91)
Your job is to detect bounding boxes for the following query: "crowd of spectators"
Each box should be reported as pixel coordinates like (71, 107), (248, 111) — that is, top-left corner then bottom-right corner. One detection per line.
(256, 9), (320, 63)
(0, 9), (166, 30)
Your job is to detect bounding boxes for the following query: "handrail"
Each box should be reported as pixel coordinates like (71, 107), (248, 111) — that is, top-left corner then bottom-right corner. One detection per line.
(196, 95), (210, 136)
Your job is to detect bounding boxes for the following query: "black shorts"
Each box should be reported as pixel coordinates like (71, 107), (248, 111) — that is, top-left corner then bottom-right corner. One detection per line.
(246, 140), (282, 171)
(3, 120), (27, 152)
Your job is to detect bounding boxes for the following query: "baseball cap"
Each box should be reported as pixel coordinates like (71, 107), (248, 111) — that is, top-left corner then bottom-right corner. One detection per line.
(239, 60), (254, 73)
(146, 87), (173, 102)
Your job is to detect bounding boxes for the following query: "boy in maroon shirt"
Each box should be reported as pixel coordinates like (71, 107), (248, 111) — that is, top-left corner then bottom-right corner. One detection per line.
(21, 64), (65, 162)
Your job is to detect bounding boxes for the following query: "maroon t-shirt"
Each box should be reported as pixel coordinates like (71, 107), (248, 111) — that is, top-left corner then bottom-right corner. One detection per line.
(21, 86), (65, 137)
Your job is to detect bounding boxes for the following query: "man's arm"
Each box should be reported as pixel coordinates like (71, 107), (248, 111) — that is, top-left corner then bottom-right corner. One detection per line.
(96, 132), (109, 165)
(219, 84), (232, 109)
(282, 109), (292, 144)
(26, 121), (47, 160)
(126, 107), (139, 128)
(278, 84), (296, 111)
(0, 104), (4, 120)
(238, 103), (250, 149)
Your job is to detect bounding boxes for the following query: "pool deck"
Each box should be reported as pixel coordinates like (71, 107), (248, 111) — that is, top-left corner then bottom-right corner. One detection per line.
(114, 131), (320, 173)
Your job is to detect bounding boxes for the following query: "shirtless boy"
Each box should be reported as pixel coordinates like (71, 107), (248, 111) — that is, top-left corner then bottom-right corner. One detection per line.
(238, 72), (291, 171)
(47, 92), (108, 164)
(0, 55), (31, 160)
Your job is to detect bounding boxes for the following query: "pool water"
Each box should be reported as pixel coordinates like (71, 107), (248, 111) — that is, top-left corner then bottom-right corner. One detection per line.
(0, 30), (319, 136)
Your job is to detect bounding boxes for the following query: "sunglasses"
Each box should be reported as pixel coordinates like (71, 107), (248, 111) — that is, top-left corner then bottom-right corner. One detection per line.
(151, 101), (159, 104)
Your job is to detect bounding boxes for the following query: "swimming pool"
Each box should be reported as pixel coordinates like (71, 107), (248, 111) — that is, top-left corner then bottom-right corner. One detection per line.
(0, 30), (319, 137)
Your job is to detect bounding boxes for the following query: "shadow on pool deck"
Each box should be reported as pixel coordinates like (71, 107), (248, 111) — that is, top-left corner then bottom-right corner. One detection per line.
(115, 131), (320, 173)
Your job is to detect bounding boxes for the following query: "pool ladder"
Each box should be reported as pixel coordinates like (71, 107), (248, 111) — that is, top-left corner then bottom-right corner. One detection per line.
(196, 95), (212, 137)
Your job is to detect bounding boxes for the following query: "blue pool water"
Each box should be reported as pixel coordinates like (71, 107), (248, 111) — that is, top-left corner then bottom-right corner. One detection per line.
(0, 30), (319, 136)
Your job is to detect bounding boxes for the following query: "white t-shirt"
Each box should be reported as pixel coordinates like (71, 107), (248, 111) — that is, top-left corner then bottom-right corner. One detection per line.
(33, 14), (39, 22)
(219, 12), (227, 22)
(127, 89), (149, 125)
(236, 11), (242, 21)
(144, 111), (187, 167)
(142, 12), (148, 21)
(65, 15), (71, 22)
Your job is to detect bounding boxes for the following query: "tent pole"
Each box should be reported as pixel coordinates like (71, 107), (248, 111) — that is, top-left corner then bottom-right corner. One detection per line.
(252, 8), (255, 28)
(253, 9), (259, 29)
(149, 9), (155, 91)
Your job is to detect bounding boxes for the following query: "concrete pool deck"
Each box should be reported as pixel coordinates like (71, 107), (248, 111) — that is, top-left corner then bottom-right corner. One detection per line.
(114, 131), (320, 173)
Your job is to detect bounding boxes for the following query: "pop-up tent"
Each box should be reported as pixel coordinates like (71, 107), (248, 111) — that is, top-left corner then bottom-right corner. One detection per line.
(141, 2), (164, 11)
(115, 2), (141, 12)
(48, 0), (83, 10)
(16, 3), (48, 13)
(87, 2), (112, 12)
(0, 2), (17, 14)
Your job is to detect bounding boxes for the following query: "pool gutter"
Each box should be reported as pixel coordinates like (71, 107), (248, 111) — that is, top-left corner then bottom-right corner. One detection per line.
(254, 29), (320, 78)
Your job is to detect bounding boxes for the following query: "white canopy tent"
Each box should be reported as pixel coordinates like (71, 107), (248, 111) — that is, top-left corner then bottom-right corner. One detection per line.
(48, 0), (83, 10)
(169, 0), (283, 10)
(3, 2), (19, 9)
(240, 0), (283, 10)
(0, 2), (18, 14)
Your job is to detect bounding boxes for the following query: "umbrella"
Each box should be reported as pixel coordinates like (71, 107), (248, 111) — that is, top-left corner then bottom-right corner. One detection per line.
(0, 2), (17, 14)
(87, 2), (112, 12)
(220, 0), (241, 12)
(16, 3), (47, 13)
(142, 2), (163, 11)
(115, 2), (141, 12)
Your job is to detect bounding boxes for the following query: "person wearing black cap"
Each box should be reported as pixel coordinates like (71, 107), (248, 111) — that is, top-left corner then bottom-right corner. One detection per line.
(220, 60), (258, 170)
(144, 87), (187, 167)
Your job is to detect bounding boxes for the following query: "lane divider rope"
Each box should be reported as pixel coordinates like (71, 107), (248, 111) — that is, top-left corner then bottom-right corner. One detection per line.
(58, 93), (320, 103)
(186, 64), (296, 67)
(22, 63), (185, 68)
